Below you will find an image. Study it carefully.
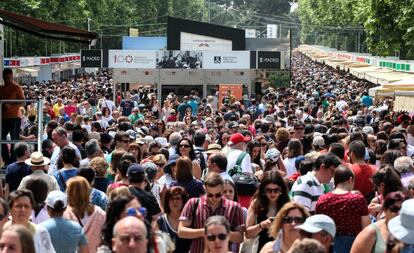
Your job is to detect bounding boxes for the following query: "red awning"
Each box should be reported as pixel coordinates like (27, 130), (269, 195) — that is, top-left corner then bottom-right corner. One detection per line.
(0, 9), (97, 44)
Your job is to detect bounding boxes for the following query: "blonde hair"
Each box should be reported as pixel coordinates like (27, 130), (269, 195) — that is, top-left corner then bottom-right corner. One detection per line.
(66, 176), (94, 218)
(108, 186), (133, 201)
(269, 202), (310, 238)
(90, 157), (108, 177)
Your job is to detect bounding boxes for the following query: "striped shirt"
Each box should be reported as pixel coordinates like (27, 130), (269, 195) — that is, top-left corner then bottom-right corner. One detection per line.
(291, 171), (324, 212)
(179, 196), (244, 253)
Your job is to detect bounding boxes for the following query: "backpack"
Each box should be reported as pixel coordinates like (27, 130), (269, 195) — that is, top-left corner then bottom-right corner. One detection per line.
(228, 152), (259, 196)
(195, 149), (206, 173)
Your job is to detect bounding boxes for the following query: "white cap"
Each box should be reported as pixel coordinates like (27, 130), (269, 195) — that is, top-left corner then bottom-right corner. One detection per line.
(45, 191), (67, 209)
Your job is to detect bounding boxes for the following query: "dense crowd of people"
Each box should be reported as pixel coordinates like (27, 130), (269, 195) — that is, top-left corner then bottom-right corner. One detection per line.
(0, 51), (413, 253)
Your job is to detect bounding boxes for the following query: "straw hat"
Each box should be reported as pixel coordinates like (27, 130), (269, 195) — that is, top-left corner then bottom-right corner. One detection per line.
(25, 152), (50, 166)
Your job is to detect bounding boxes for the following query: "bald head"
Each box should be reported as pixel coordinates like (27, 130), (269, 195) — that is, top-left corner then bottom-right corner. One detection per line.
(112, 217), (148, 253)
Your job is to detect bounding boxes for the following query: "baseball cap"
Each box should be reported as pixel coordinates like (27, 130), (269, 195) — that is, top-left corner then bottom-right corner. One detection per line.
(296, 214), (336, 237)
(45, 190), (67, 209)
(127, 163), (145, 178)
(265, 148), (280, 163)
(388, 199), (414, 244)
(229, 133), (251, 146)
(164, 154), (179, 173)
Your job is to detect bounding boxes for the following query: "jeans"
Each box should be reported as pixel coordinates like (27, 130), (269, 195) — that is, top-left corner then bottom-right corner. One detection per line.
(333, 235), (356, 253)
(1, 118), (21, 165)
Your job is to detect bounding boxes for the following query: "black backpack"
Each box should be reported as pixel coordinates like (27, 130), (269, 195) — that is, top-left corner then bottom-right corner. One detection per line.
(195, 149), (206, 173)
(228, 152), (259, 196)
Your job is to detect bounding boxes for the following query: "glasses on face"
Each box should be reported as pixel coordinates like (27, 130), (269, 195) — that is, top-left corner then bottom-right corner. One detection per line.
(282, 216), (305, 224)
(265, 187), (281, 194)
(294, 127), (304, 131)
(299, 230), (313, 239)
(206, 233), (227, 241)
(207, 192), (222, 198)
(389, 205), (401, 213)
(179, 144), (191, 148)
(155, 163), (165, 167)
(121, 139), (131, 144)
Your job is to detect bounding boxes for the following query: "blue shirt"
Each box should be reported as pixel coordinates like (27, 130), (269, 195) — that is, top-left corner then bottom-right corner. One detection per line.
(41, 217), (87, 253)
(53, 168), (78, 191)
(90, 188), (108, 211)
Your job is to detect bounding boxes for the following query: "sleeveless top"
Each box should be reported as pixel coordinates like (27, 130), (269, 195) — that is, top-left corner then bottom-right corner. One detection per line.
(157, 213), (191, 253)
(372, 223), (386, 253)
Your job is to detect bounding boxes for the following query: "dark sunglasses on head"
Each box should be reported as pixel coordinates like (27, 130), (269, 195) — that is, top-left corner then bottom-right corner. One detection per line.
(389, 205), (401, 213)
(282, 216), (306, 224)
(265, 187), (281, 194)
(207, 192), (222, 198)
(206, 233), (227, 241)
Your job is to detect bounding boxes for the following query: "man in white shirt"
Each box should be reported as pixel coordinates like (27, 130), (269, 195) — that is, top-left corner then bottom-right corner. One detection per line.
(226, 133), (253, 174)
(49, 127), (81, 176)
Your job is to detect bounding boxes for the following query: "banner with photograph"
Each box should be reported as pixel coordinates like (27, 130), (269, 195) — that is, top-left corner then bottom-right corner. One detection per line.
(156, 51), (203, 69)
(203, 51), (250, 69)
(108, 50), (156, 68)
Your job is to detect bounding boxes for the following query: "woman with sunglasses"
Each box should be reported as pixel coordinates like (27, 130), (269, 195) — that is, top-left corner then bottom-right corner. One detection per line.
(315, 165), (371, 253)
(204, 215), (232, 253)
(176, 138), (202, 179)
(351, 191), (406, 253)
(246, 171), (290, 251)
(260, 202), (310, 253)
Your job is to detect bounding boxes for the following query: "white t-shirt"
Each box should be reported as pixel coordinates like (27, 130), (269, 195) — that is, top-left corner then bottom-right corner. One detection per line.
(101, 99), (116, 114)
(283, 157), (298, 177)
(226, 148), (253, 174)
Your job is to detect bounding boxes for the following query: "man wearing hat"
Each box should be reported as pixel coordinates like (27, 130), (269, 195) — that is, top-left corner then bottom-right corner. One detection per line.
(19, 152), (60, 193)
(127, 164), (161, 222)
(296, 214), (336, 253)
(226, 133), (253, 175)
(388, 199), (414, 252)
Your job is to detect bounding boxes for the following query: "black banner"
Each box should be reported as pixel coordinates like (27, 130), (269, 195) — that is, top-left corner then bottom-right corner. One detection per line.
(257, 51), (281, 69)
(81, 50), (102, 68)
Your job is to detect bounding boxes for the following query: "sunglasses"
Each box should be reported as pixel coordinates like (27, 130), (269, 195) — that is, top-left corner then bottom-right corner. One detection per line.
(283, 216), (306, 224)
(207, 192), (222, 198)
(265, 187), (281, 194)
(389, 205), (401, 213)
(206, 233), (227, 241)
(179, 144), (191, 148)
(294, 127), (304, 131)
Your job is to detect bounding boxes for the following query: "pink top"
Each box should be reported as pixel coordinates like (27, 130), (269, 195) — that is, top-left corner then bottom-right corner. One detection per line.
(63, 205), (106, 253)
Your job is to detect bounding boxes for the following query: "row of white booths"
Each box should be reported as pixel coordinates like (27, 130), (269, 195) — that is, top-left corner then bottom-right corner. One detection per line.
(298, 45), (414, 112)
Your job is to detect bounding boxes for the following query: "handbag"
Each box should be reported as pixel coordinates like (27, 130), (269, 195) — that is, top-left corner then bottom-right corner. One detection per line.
(239, 234), (259, 253)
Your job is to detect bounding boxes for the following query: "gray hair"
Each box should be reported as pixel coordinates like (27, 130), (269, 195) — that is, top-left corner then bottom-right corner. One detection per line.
(53, 126), (68, 137)
(169, 132), (182, 146)
(394, 156), (414, 174)
(84, 139), (100, 157)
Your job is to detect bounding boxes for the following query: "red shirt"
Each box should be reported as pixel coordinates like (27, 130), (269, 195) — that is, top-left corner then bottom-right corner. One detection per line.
(64, 105), (77, 116)
(350, 163), (377, 197)
(316, 192), (369, 236)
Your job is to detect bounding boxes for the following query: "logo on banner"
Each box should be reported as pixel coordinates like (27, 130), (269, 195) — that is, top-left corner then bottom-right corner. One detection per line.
(259, 57), (279, 63)
(214, 56), (240, 64)
(214, 56), (221, 64)
(199, 43), (210, 48)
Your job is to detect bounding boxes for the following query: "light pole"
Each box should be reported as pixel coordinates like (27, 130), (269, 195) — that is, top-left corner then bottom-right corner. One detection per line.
(87, 17), (91, 49)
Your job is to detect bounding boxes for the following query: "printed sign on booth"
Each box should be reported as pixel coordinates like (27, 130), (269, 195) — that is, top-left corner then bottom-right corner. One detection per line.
(218, 84), (243, 109)
(203, 51), (250, 69)
(108, 50), (156, 69)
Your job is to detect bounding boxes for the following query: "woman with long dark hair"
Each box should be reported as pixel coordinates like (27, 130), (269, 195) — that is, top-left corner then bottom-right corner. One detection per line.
(245, 170), (290, 251)
(247, 141), (264, 170)
(175, 138), (202, 179)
